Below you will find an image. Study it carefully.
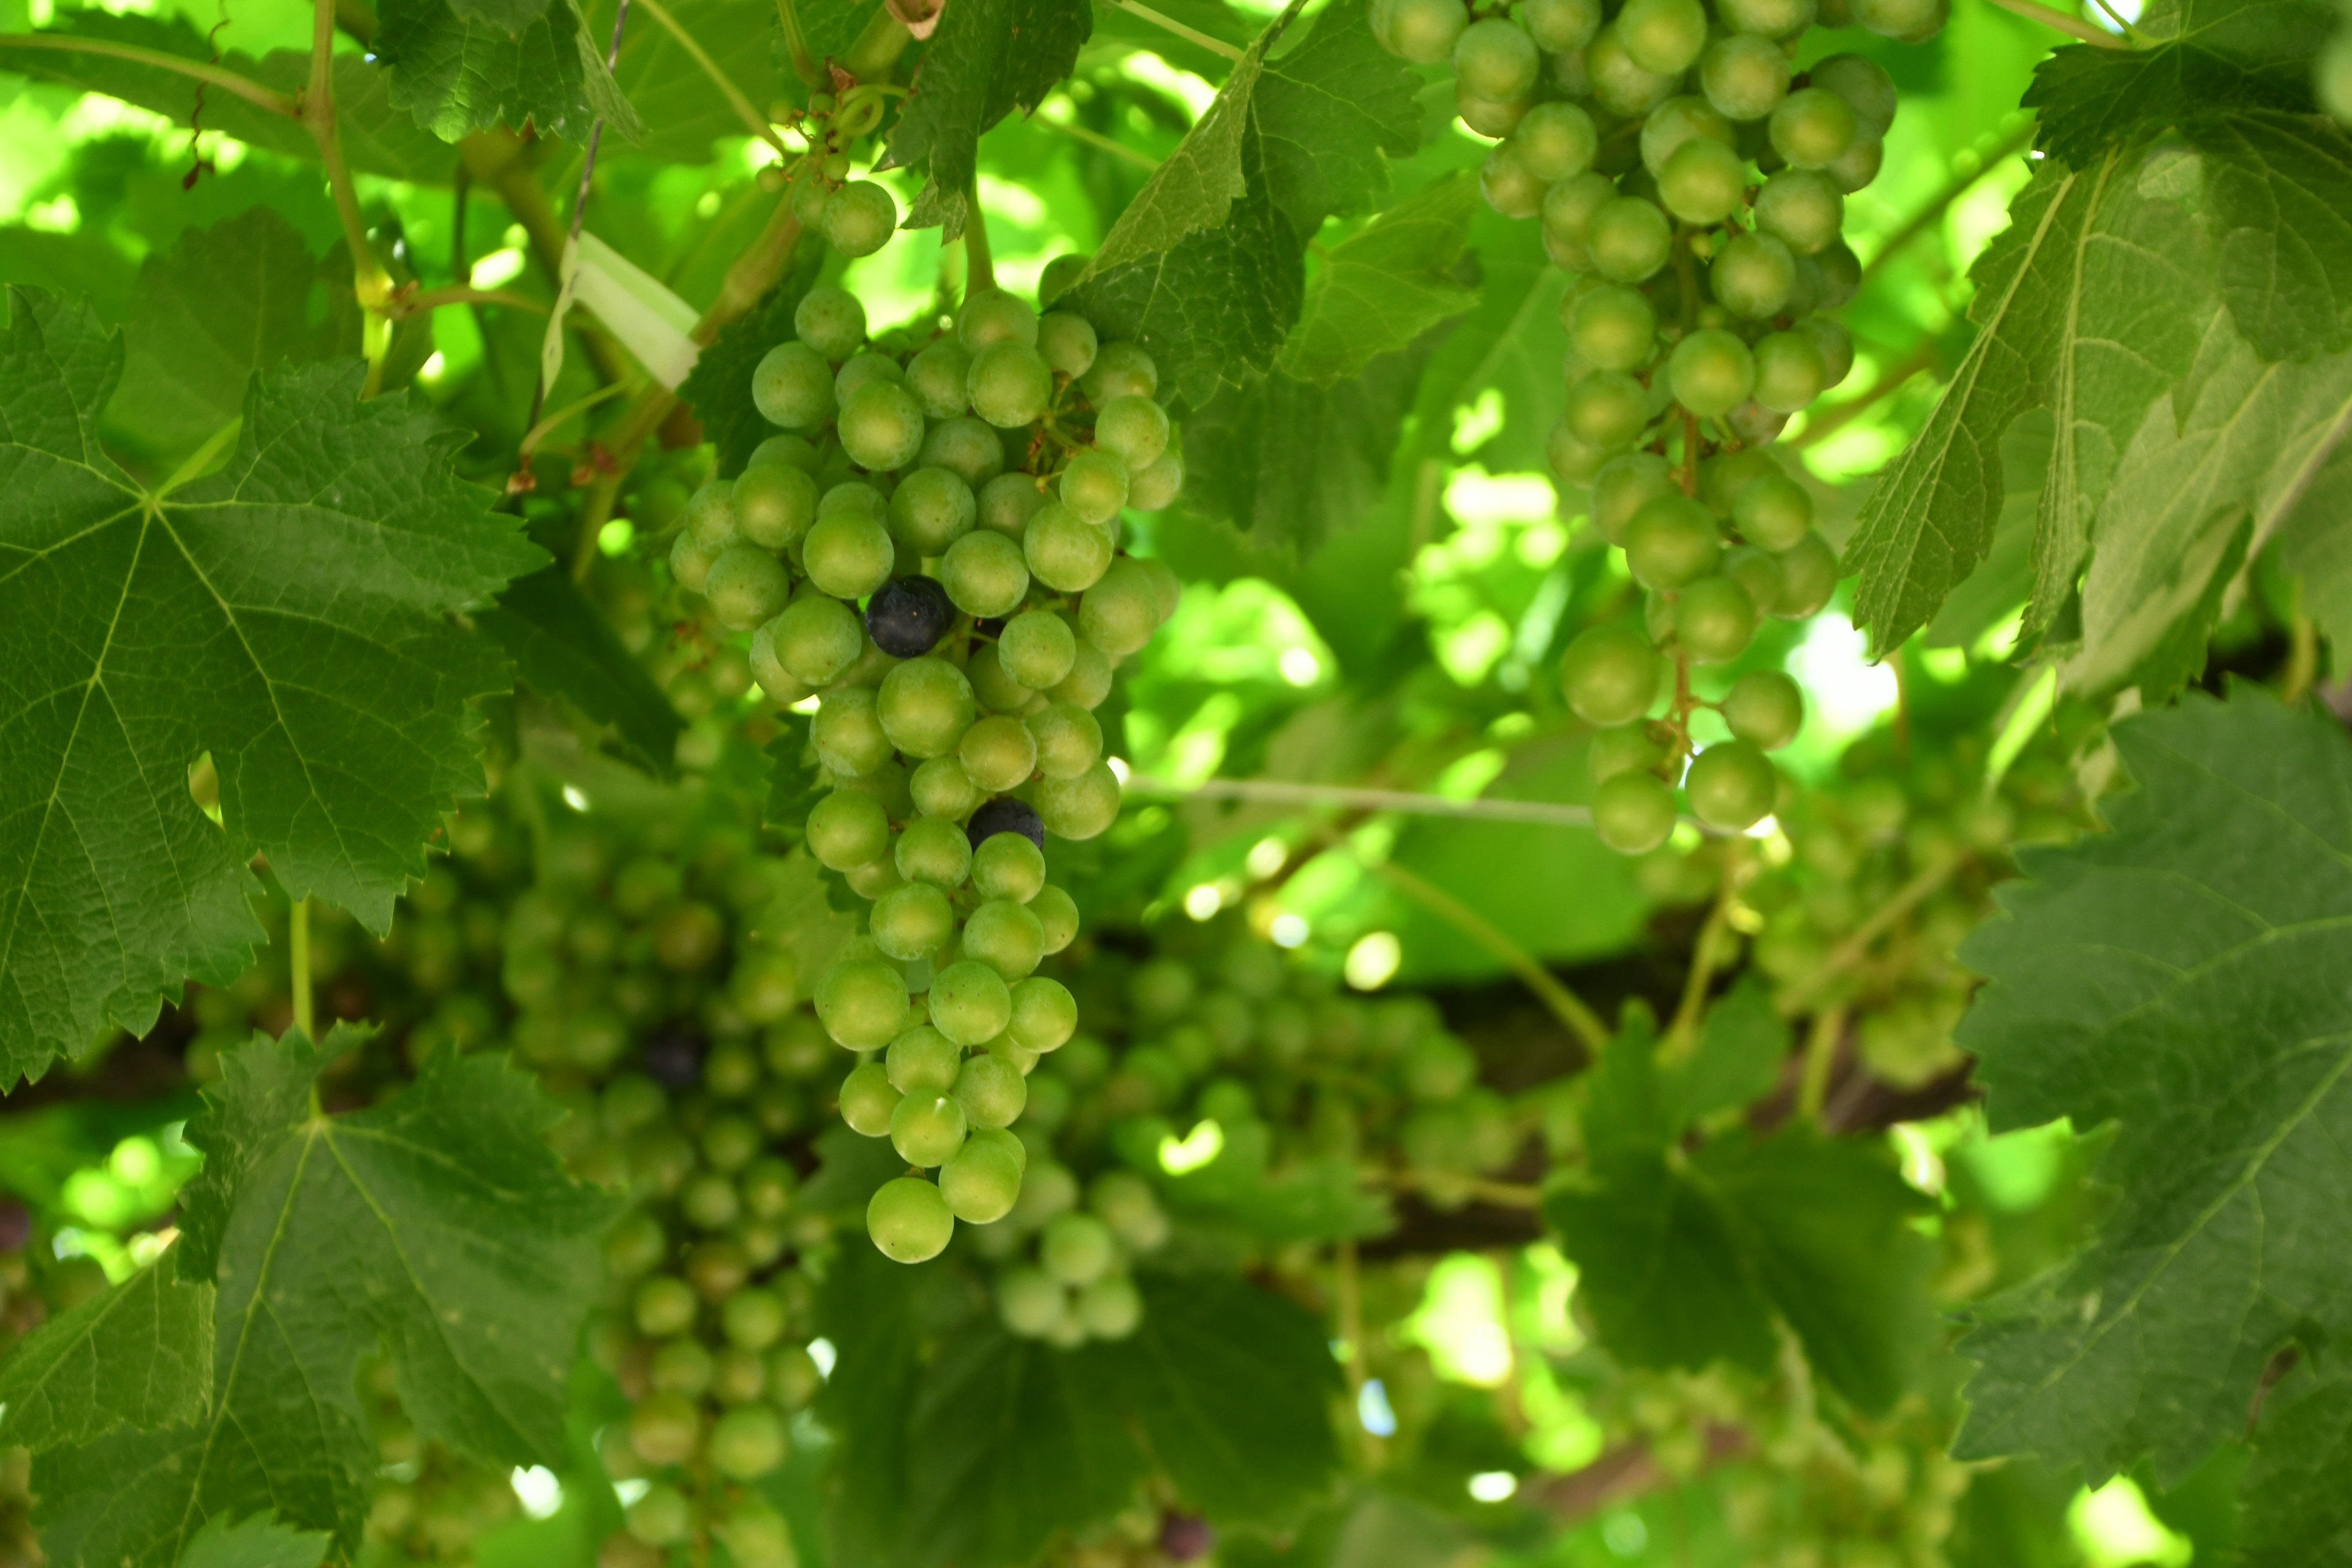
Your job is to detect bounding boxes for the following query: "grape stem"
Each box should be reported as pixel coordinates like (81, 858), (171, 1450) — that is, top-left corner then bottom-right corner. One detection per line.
(1333, 1239), (1380, 1468)
(1777, 853), (1966, 1017)
(774, 0), (824, 88)
(1980, 0), (2135, 47)
(1369, 1166), (1544, 1208)
(385, 284), (548, 318)
(964, 179), (997, 293)
(1661, 842), (1750, 1062)
(1112, 0), (1247, 61)
(0, 33), (296, 116)
(1371, 859), (1611, 1053)
(303, 0), (393, 388)
(1785, 341), (1937, 450)
(635, 0), (793, 156)
(1795, 1005), (1845, 1120)
(1123, 774), (1597, 827)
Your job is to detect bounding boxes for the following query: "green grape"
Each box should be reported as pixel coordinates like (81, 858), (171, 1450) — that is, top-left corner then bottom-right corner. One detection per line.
(1586, 21), (1678, 116)
(651, 1336), (717, 1398)
(1588, 197), (1674, 283)
(1128, 448), (1185, 511)
(1673, 575), (1758, 662)
(670, 531), (722, 593)
(978, 472), (1049, 537)
(1569, 285), (1658, 372)
(1481, 143), (1548, 219)
(1564, 370), (1651, 450)
(967, 640), (1035, 713)
(1722, 543), (1785, 612)
(954, 1050), (1028, 1126)
(1093, 396), (1171, 470)
(752, 342), (834, 431)
(876, 657), (976, 758)
(960, 288), (1040, 352)
(887, 1024), (963, 1095)
(821, 480), (886, 518)
(891, 1090), (969, 1166)
(1754, 170), (1844, 254)
(795, 285), (867, 360)
(916, 416), (1006, 488)
(998, 1266), (1066, 1334)
(1000, 609), (1078, 688)
(702, 546), (789, 631)
(769, 594), (863, 685)
(939, 1136), (1022, 1222)
(905, 339), (972, 417)
(840, 1059), (902, 1134)
(654, 902), (725, 970)
(910, 755), (984, 819)
(1626, 493), (1724, 590)
(1079, 559), (1161, 657)
(1853, 0), (1947, 39)
(629, 1390), (701, 1468)
(605, 1212), (667, 1278)
(1810, 53), (1898, 140)
(1814, 242), (1863, 308)
(846, 857), (906, 899)
(1547, 420), (1610, 486)
(1685, 740), (1778, 829)
(1041, 1212), (1117, 1285)
(1828, 135), (1884, 193)
(1025, 504), (1115, 592)
(1752, 331), (1828, 413)
(963, 899), (1044, 979)
(1036, 311), (1099, 377)
(821, 180), (898, 257)
(886, 466), (977, 554)
(971, 832), (1046, 902)
(1659, 137), (1747, 224)
(1560, 625), (1665, 725)
(1700, 34), (1790, 120)
(932, 959), (1014, 1046)
(739, 1159), (796, 1220)
(628, 1484), (696, 1547)
(634, 1274), (698, 1338)
(1081, 341), (1159, 404)
(1048, 641), (1114, 709)
(1028, 703), (1104, 778)
(803, 509), (895, 598)
(1060, 450), (1129, 525)
(1711, 232), (1797, 318)
(1588, 722), (1669, 782)
(1515, 101), (1599, 181)
(835, 351), (904, 404)
(1722, 669), (1805, 748)
(1035, 762), (1120, 839)
(1524, 0), (1602, 51)
(684, 481), (740, 548)
(897, 815), (973, 886)
(838, 381), (927, 472)
(1724, 0), (1814, 32)
(818, 961), (909, 1050)
(717, 1502), (795, 1568)
(1800, 317), (1855, 390)
(1639, 95), (1733, 175)
(1593, 769), (1678, 853)
(812, 687), (895, 775)
(968, 342), (1053, 428)
(1668, 329), (1757, 417)
(1770, 88), (1859, 171)
(734, 462), (819, 549)
(721, 1288), (788, 1352)
(1077, 1275), (1142, 1338)
(960, 714), (1039, 792)
(1772, 530), (1839, 617)
(1591, 452), (1678, 544)
(940, 530), (1031, 617)
(748, 432), (823, 475)
(1460, 92), (1534, 143)
(868, 1176), (954, 1262)
(872, 881), (956, 960)
(1540, 170), (1616, 269)
(1008, 975), (1078, 1050)
(1453, 17), (1540, 99)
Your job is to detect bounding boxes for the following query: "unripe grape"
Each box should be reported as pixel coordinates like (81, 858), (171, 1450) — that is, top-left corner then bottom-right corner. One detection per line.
(1659, 137), (1746, 225)
(1560, 624), (1664, 725)
(1001, 610), (1078, 689)
(1752, 331), (1827, 414)
(1853, 0), (1947, 40)
(1801, 317), (1855, 389)
(628, 1388), (701, 1464)
(954, 1049), (1029, 1126)
(907, 756), (981, 820)
(1626, 493), (1724, 589)
(1031, 886), (1080, 954)
(998, 1267), (1066, 1335)
(1060, 450), (1130, 525)
(1049, 639), (1114, 709)
(748, 432), (823, 477)
(1025, 503), (1115, 592)
(752, 342), (834, 430)
(1481, 142), (1548, 219)
(838, 380), (927, 473)
(1593, 770), (1678, 853)
(840, 1060), (902, 1133)
(1093, 396), (1171, 470)
(1080, 558), (1162, 656)
(1569, 285), (1659, 372)
(1722, 669), (1805, 748)
(767, 594), (862, 687)
(1035, 761), (1121, 839)
(960, 714), (1039, 792)
(1700, 34), (1790, 120)
(939, 1136), (1022, 1223)
(1540, 171), (1617, 270)
(1515, 102), (1600, 181)
(971, 832), (1046, 903)
(710, 1406), (788, 1481)
(1722, 544), (1786, 614)
(1772, 530), (1839, 617)
(1674, 575), (1758, 662)
(1588, 197), (1674, 283)
(867, 1176), (954, 1262)
(1036, 310), (1098, 377)
(891, 1090), (968, 1166)
(821, 181), (898, 257)
(1565, 370), (1651, 450)
(932, 959), (1014, 1046)
(1082, 341), (1159, 404)
(1722, 0), (1814, 34)
(974, 473), (1044, 540)
(1592, 452), (1678, 544)
(1826, 135), (1885, 194)
(835, 350), (905, 405)
(968, 342), (1052, 428)
(873, 880), (956, 960)
(1686, 741), (1778, 829)
(1008, 975), (1077, 1053)
(1454, 17), (1540, 100)
(701, 546), (789, 631)
(818, 960), (909, 1049)
(876, 656), (976, 758)
(1814, 243), (1863, 309)
(734, 462), (819, 550)
(669, 530), (721, 593)
(1770, 88), (1858, 171)
(1754, 170), (1844, 255)
(905, 339), (973, 417)
(888, 1025), (962, 1095)
(913, 417), (1004, 491)
(965, 899), (1046, 981)
(960, 288), (1040, 352)
(886, 467), (976, 554)
(1547, 420), (1610, 486)
(897, 813), (973, 887)
(722, 1287), (789, 1352)
(1639, 95), (1733, 175)
(940, 530), (1031, 616)
(634, 1274), (698, 1337)
(807, 788), (890, 870)
(1712, 232), (1797, 319)
(1128, 448), (1184, 511)
(684, 481), (740, 549)
(1028, 702), (1104, 779)
(1042, 1212), (1117, 1285)
(1810, 53), (1898, 141)
(1077, 1275), (1142, 1338)
(1525, 0), (1602, 51)
(1586, 23), (1678, 116)
(804, 509), (895, 598)
(1668, 328), (1757, 417)
(967, 640), (1035, 714)
(821, 480), (886, 518)
(813, 687), (895, 775)
(1618, 0), (1707, 74)
(1588, 722), (1669, 782)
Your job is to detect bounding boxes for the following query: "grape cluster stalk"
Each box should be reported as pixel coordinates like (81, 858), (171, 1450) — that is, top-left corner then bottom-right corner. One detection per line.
(1374, 0), (1941, 851)
(668, 267), (1185, 1265)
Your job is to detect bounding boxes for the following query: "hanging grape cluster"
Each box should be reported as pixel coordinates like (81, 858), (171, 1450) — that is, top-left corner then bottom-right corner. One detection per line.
(666, 271), (1185, 1266)
(1373, 0), (1939, 852)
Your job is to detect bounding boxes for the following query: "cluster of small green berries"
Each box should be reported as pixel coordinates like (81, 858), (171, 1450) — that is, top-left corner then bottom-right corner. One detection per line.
(665, 275), (1184, 1266)
(759, 83), (908, 259)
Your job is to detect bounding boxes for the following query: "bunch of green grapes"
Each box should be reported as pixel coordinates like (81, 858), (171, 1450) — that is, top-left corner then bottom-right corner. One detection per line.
(1373, 0), (1940, 851)
(663, 274), (1187, 1266)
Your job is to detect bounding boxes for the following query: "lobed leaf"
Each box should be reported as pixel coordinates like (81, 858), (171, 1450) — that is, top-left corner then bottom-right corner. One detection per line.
(1278, 173), (1478, 386)
(2198, 112), (2352, 363)
(375, 0), (643, 145)
(0, 1258), (212, 1452)
(172, 1513), (333, 1568)
(2239, 1363), (2352, 1567)
(883, 0), (1093, 238)
(475, 565), (683, 772)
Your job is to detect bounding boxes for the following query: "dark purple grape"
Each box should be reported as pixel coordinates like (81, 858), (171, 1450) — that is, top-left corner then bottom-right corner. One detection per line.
(864, 576), (955, 658)
(967, 797), (1044, 850)
(642, 1023), (707, 1088)
(1159, 1513), (1213, 1561)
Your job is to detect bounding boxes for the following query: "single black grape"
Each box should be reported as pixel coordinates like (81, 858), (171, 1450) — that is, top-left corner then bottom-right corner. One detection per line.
(967, 797), (1045, 851)
(1161, 1515), (1215, 1562)
(643, 1023), (708, 1088)
(0, 1197), (28, 1251)
(865, 576), (956, 658)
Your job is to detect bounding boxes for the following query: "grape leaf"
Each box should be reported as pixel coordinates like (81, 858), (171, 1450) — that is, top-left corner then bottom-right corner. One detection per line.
(2196, 112), (2352, 363)
(103, 211), (360, 466)
(609, 0), (788, 164)
(1246, 0), (1420, 231)
(447, 0), (556, 36)
(0, 290), (540, 1087)
(173, 1513), (332, 1568)
(2269, 421), (2352, 646)
(32, 1027), (622, 1566)
(475, 565), (682, 772)
(881, 0), (1093, 238)
(676, 251), (827, 480)
(1952, 689), (2352, 1485)
(0, 1257), (211, 1451)
(376, 0), (643, 145)
(2240, 1363), (2352, 1568)
(1673, 978), (1790, 1128)
(1403, 209), (1570, 472)
(1277, 173), (1477, 386)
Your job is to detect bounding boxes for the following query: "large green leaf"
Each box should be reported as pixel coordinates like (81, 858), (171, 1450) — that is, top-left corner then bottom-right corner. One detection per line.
(2198, 112), (2352, 363)
(0, 1257), (211, 1451)
(1277, 173), (1477, 386)
(608, 0), (787, 164)
(172, 1513), (332, 1568)
(2239, 1363), (2352, 1568)
(1953, 690), (2352, 1485)
(476, 565), (682, 773)
(0, 291), (541, 1087)
(1403, 209), (1570, 473)
(376, 0), (643, 144)
(32, 1027), (621, 1566)
(881, 0), (1093, 238)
